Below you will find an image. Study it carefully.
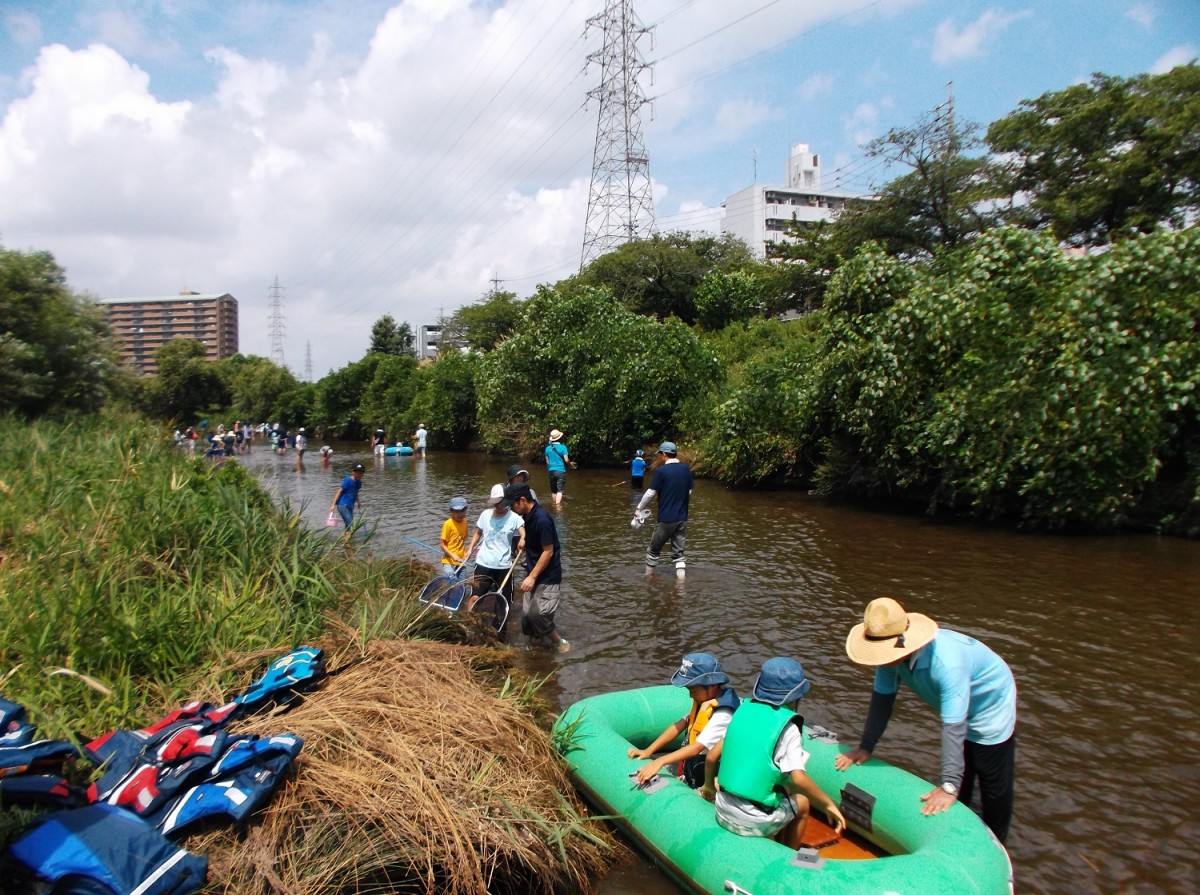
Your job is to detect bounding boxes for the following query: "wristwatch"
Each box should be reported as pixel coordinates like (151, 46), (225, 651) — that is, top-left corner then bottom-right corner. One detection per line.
(941, 781), (958, 796)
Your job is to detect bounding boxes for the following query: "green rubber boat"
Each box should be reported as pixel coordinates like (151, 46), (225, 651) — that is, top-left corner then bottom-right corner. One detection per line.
(554, 686), (1013, 895)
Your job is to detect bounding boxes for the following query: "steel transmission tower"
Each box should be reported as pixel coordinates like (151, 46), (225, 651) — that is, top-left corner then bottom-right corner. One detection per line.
(268, 276), (286, 368)
(580, 0), (655, 269)
(304, 340), (313, 383)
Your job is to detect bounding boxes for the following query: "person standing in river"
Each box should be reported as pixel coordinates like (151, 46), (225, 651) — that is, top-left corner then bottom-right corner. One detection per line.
(504, 483), (569, 653)
(633, 441), (693, 576)
(544, 429), (573, 506)
(835, 597), (1018, 843)
(329, 463), (365, 535)
(413, 423), (428, 458)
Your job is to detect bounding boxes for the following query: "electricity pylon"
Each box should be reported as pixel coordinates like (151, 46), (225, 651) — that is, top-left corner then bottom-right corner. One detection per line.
(268, 276), (286, 369)
(580, 0), (655, 269)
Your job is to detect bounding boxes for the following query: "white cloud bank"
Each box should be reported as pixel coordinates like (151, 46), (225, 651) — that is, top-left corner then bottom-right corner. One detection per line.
(932, 9), (1032, 65)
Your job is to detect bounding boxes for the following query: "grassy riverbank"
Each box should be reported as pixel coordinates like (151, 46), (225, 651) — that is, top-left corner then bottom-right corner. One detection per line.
(0, 415), (617, 892)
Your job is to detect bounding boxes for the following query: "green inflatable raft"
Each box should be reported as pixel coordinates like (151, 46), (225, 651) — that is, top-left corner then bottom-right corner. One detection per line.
(554, 686), (1013, 895)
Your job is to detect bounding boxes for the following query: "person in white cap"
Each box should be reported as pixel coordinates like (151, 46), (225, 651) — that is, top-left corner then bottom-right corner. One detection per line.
(835, 597), (1018, 842)
(413, 423), (428, 457)
(544, 429), (573, 506)
(465, 484), (525, 613)
(293, 427), (307, 471)
(633, 441), (693, 575)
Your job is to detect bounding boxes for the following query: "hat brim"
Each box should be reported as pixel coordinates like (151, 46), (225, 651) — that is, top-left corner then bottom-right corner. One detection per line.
(845, 613), (938, 665)
(670, 669), (729, 687)
(751, 674), (811, 706)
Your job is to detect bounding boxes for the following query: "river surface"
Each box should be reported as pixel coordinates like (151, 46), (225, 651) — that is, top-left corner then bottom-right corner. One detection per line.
(240, 442), (1200, 895)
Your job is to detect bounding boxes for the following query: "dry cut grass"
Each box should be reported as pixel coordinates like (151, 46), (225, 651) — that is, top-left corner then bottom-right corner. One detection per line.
(196, 626), (622, 895)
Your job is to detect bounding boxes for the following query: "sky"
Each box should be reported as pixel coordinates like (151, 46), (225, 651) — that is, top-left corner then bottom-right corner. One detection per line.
(1, 0), (1196, 377)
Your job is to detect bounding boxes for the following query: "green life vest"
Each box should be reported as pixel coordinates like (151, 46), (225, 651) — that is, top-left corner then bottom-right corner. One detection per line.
(716, 700), (801, 809)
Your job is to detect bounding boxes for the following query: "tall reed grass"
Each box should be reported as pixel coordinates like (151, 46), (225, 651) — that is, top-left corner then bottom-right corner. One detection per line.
(0, 414), (434, 736)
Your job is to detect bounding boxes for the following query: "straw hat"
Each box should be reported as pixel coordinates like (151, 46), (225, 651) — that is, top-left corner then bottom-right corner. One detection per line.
(845, 597), (939, 666)
(549, 429), (563, 442)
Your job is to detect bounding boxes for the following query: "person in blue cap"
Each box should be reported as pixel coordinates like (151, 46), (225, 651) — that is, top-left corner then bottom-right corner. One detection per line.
(633, 441), (693, 576)
(629, 448), (647, 490)
(628, 653), (740, 787)
(440, 496), (470, 569)
(702, 658), (846, 849)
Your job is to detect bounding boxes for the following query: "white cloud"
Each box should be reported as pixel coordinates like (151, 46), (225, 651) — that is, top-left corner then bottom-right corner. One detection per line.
(5, 11), (41, 46)
(844, 101), (882, 148)
(1124, 3), (1156, 28)
(712, 98), (772, 140)
(932, 9), (1033, 65)
(1150, 43), (1197, 74)
(798, 72), (834, 101)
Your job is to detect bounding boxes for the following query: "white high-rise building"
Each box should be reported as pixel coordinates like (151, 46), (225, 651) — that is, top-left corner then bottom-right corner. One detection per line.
(722, 143), (865, 258)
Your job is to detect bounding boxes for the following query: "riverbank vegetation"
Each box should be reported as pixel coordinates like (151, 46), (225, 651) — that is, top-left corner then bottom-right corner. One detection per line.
(0, 417), (619, 890)
(3, 68), (1196, 531)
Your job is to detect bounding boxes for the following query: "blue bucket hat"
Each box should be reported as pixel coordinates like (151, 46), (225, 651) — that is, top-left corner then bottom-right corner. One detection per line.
(657, 441), (678, 455)
(752, 657), (811, 705)
(448, 497), (468, 511)
(670, 653), (729, 687)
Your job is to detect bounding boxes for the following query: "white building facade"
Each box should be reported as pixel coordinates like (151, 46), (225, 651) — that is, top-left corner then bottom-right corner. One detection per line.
(722, 142), (864, 258)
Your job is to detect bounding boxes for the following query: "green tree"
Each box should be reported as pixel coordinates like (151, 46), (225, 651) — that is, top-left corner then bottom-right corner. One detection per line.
(358, 353), (421, 437)
(311, 354), (381, 439)
(694, 269), (770, 331)
(449, 290), (523, 351)
(774, 108), (999, 306)
(368, 314), (415, 356)
(407, 352), (478, 449)
(476, 283), (718, 458)
(575, 232), (757, 324)
(0, 246), (116, 417)
(986, 64), (1200, 246)
(217, 354), (300, 423)
(144, 338), (229, 422)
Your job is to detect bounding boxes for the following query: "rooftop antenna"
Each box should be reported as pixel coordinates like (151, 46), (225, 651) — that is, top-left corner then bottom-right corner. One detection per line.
(580, 0), (655, 269)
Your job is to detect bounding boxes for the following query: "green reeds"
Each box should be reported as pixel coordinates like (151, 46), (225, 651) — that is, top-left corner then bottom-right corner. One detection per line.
(0, 413), (429, 734)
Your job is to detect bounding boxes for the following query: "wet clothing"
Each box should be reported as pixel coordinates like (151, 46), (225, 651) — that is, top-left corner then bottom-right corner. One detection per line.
(517, 500), (562, 639)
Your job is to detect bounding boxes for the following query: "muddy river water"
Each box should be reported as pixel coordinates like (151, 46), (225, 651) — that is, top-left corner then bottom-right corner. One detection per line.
(243, 443), (1199, 895)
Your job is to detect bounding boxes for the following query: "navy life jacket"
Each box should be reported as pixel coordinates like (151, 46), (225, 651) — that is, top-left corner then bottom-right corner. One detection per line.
(9, 802), (207, 895)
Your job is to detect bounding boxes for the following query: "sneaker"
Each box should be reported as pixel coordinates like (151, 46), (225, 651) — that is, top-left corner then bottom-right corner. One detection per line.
(556, 638), (572, 653)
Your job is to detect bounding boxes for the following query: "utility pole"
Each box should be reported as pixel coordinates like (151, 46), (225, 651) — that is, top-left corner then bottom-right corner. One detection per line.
(268, 276), (286, 369)
(580, 0), (655, 269)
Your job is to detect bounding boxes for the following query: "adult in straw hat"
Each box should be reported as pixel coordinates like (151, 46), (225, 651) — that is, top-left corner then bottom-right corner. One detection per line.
(543, 429), (573, 506)
(835, 597), (1018, 842)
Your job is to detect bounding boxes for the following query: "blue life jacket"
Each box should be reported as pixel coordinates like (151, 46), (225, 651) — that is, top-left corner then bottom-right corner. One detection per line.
(9, 803), (207, 895)
(230, 647), (326, 718)
(1, 697), (35, 746)
(0, 774), (86, 810)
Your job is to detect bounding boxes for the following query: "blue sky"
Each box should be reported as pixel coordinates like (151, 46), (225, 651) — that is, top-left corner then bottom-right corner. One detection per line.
(1, 0), (1195, 375)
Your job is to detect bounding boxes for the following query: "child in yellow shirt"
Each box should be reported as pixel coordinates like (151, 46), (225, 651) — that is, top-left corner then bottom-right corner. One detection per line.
(440, 497), (470, 569)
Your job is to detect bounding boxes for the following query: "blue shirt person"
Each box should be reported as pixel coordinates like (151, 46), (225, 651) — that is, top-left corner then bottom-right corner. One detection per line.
(544, 429), (573, 506)
(836, 598), (1018, 842)
(630, 449), (647, 489)
(328, 464), (365, 531)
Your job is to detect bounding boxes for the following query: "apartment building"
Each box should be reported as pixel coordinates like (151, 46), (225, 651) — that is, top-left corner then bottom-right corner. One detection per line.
(102, 291), (239, 376)
(722, 142), (865, 258)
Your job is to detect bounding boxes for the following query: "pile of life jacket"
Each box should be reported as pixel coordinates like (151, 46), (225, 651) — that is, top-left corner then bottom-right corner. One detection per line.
(1, 646), (326, 895)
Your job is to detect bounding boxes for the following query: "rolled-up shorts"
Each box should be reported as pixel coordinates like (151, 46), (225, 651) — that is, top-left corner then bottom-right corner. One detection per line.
(548, 470), (566, 494)
(714, 790), (797, 838)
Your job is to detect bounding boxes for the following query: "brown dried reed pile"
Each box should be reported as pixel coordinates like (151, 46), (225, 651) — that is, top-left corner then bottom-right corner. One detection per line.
(196, 628), (621, 895)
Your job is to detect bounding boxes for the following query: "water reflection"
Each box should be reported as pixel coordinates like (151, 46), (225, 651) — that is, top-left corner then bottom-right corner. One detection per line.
(240, 443), (1200, 895)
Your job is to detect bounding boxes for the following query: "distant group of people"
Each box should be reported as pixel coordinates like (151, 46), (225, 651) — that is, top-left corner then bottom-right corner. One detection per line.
(629, 597), (1017, 849)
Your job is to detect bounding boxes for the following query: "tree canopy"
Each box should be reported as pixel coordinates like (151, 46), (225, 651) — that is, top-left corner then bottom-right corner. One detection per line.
(986, 64), (1200, 245)
(448, 290), (523, 351)
(0, 246), (116, 417)
(369, 314), (415, 356)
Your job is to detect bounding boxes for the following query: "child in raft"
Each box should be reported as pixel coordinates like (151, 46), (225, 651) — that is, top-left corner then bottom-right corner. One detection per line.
(628, 653), (739, 787)
(701, 657), (846, 849)
(440, 497), (470, 570)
